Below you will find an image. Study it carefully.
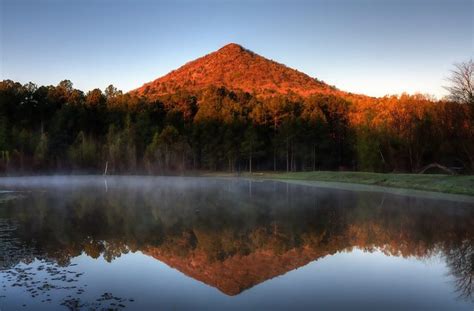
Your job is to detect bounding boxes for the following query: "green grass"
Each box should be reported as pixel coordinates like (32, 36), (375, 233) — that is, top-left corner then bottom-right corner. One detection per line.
(202, 171), (474, 196)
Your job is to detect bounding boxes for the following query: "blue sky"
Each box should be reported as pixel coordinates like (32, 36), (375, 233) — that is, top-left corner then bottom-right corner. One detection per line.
(1, 0), (472, 97)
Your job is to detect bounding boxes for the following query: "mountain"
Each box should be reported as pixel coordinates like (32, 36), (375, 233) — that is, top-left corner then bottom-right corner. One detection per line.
(131, 43), (346, 98)
(144, 246), (330, 296)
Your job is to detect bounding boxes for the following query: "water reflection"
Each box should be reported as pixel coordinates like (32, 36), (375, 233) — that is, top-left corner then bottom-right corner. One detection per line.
(0, 176), (473, 309)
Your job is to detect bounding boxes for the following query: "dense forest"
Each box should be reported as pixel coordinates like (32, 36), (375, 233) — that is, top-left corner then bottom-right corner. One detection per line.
(0, 73), (473, 175)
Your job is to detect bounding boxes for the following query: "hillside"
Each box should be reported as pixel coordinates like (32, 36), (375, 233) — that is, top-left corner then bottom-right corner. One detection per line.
(144, 247), (322, 296)
(132, 43), (347, 98)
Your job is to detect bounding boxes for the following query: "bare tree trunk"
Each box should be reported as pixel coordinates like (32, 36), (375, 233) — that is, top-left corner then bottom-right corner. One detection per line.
(249, 151), (252, 173)
(273, 148), (276, 171)
(104, 161), (108, 176)
(291, 143), (295, 171)
(379, 149), (385, 163)
(408, 145), (414, 172)
(313, 144), (316, 171)
(182, 152), (185, 172)
(461, 144), (474, 172)
(274, 118), (277, 171)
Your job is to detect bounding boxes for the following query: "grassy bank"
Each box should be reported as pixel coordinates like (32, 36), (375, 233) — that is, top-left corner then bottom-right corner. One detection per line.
(202, 171), (474, 196)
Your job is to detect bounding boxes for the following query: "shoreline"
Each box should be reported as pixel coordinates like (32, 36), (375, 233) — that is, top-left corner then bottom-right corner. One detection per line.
(255, 179), (474, 203)
(199, 171), (474, 198)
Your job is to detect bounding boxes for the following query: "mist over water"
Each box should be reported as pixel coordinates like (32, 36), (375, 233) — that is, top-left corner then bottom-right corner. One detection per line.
(0, 176), (473, 310)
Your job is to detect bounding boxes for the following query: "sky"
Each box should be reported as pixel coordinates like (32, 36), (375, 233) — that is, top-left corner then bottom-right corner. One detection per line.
(1, 0), (473, 98)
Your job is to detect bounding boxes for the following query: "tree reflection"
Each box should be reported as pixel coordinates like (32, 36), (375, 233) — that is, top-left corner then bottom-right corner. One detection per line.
(0, 177), (473, 297)
(445, 240), (474, 301)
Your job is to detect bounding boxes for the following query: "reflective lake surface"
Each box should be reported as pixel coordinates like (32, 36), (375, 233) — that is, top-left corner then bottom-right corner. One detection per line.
(0, 176), (473, 310)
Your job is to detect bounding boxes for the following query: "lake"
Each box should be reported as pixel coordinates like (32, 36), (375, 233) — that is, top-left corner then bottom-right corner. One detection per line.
(0, 176), (473, 310)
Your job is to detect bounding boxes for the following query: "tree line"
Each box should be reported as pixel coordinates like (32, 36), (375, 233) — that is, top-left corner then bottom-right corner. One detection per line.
(0, 63), (472, 175)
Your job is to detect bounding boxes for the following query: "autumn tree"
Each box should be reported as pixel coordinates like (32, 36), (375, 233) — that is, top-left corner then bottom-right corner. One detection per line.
(1, 77), (473, 174)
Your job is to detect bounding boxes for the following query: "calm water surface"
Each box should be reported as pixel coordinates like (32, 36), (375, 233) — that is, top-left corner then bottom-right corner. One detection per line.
(0, 176), (473, 310)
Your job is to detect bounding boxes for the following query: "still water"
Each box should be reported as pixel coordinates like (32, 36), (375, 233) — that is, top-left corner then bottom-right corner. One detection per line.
(0, 176), (473, 310)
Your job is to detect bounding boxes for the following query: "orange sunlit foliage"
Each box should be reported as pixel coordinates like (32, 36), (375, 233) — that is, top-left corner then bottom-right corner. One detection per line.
(1, 44), (472, 173)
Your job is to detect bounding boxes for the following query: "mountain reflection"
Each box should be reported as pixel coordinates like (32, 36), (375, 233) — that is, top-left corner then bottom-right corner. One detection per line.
(0, 177), (473, 299)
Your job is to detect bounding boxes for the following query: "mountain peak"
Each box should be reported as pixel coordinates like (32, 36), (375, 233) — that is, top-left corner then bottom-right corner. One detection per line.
(132, 44), (343, 98)
(218, 43), (245, 52)
(215, 43), (256, 59)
